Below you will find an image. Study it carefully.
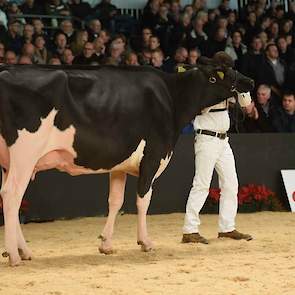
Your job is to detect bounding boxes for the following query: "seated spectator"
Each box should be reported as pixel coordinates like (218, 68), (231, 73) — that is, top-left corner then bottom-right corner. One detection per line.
(188, 47), (200, 65)
(45, 0), (71, 28)
(131, 27), (152, 53)
(257, 43), (287, 98)
(0, 5), (7, 29)
(48, 57), (61, 65)
(70, 29), (88, 56)
(241, 35), (264, 82)
(3, 19), (23, 55)
(218, 0), (231, 16)
(34, 35), (48, 64)
(277, 36), (295, 65)
(148, 35), (161, 52)
(21, 43), (36, 63)
(225, 30), (247, 71)
(203, 27), (227, 57)
(87, 19), (102, 42)
(227, 10), (240, 36)
(151, 48), (165, 70)
(69, 0), (92, 26)
(99, 29), (111, 45)
(186, 17), (208, 51)
(22, 23), (35, 45)
(245, 84), (279, 132)
(124, 51), (139, 66)
(4, 50), (17, 64)
(0, 42), (5, 63)
(61, 48), (74, 65)
(51, 32), (68, 59)
(7, 2), (25, 25)
(93, 36), (105, 59)
(73, 41), (101, 65)
(163, 46), (188, 73)
(20, 0), (45, 23)
(141, 0), (160, 30)
(244, 11), (259, 46)
(32, 19), (49, 44)
(258, 31), (269, 49)
(93, 0), (118, 32)
(272, 92), (295, 132)
(59, 20), (75, 44)
(138, 48), (152, 65)
(18, 54), (32, 64)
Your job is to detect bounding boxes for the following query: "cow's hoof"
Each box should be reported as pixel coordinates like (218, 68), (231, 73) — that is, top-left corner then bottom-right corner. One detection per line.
(2, 251), (23, 266)
(137, 241), (154, 252)
(18, 249), (32, 261)
(98, 246), (116, 255)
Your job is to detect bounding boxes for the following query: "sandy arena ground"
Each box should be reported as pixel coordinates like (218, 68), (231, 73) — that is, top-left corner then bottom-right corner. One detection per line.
(0, 212), (294, 295)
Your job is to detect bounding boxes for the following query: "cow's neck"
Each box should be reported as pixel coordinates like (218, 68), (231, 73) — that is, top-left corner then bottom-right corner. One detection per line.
(169, 71), (208, 134)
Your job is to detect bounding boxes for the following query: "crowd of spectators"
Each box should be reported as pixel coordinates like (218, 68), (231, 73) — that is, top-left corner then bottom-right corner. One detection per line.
(0, 0), (294, 132)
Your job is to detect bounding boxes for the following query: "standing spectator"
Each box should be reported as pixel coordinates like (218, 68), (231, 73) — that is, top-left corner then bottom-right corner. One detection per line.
(4, 50), (17, 64)
(272, 93), (295, 132)
(87, 18), (102, 42)
(257, 43), (287, 98)
(0, 6), (7, 29)
(218, 0), (231, 16)
(61, 48), (74, 65)
(244, 11), (259, 46)
(45, 0), (71, 28)
(225, 30), (247, 71)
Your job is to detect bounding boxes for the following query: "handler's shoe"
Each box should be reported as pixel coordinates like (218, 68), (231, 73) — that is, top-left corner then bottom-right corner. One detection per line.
(182, 233), (209, 244)
(218, 230), (253, 241)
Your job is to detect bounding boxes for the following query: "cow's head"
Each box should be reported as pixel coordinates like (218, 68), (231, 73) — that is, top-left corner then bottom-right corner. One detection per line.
(196, 52), (254, 107)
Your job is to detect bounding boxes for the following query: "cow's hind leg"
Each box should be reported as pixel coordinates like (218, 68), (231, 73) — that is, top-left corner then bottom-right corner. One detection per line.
(99, 171), (127, 255)
(1, 168), (32, 261)
(136, 147), (163, 252)
(1, 161), (35, 266)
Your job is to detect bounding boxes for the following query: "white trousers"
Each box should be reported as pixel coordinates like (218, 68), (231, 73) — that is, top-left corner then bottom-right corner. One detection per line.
(183, 134), (238, 234)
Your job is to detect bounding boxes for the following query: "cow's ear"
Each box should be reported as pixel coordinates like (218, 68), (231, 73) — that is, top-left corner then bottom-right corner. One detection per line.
(216, 71), (225, 80)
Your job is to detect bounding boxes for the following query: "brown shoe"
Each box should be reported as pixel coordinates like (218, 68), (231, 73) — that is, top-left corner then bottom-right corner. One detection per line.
(182, 233), (209, 244)
(218, 230), (253, 241)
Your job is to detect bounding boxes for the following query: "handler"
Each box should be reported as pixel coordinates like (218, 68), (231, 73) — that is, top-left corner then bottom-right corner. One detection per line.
(182, 88), (254, 244)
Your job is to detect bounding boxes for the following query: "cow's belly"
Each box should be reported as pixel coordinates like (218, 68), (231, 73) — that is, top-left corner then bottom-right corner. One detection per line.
(34, 140), (147, 177)
(0, 135), (9, 170)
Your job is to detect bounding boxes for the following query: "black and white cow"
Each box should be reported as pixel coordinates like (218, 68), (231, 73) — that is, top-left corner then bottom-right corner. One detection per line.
(0, 52), (254, 266)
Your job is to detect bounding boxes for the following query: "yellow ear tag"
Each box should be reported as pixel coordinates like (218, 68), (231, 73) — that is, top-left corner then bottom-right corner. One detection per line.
(217, 71), (224, 80)
(177, 66), (186, 73)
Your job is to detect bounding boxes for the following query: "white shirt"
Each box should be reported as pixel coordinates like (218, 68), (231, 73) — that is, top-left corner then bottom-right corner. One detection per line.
(193, 92), (252, 133)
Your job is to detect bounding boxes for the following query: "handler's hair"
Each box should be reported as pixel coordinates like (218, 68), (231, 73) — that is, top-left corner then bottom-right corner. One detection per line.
(213, 51), (234, 68)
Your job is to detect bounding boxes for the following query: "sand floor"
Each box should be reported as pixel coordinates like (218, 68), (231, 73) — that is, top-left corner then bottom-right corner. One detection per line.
(0, 212), (294, 295)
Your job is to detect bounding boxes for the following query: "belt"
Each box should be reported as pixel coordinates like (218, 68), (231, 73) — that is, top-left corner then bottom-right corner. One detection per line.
(209, 108), (227, 112)
(196, 129), (227, 139)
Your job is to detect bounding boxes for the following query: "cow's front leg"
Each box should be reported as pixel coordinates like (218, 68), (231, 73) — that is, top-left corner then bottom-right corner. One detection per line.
(137, 189), (153, 252)
(99, 171), (127, 255)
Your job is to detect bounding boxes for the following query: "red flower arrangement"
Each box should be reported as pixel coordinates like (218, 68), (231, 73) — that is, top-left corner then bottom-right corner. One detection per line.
(205, 184), (284, 213)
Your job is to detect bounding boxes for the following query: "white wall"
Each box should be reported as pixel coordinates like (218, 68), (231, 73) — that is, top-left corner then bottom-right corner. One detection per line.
(86, 0), (238, 10)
